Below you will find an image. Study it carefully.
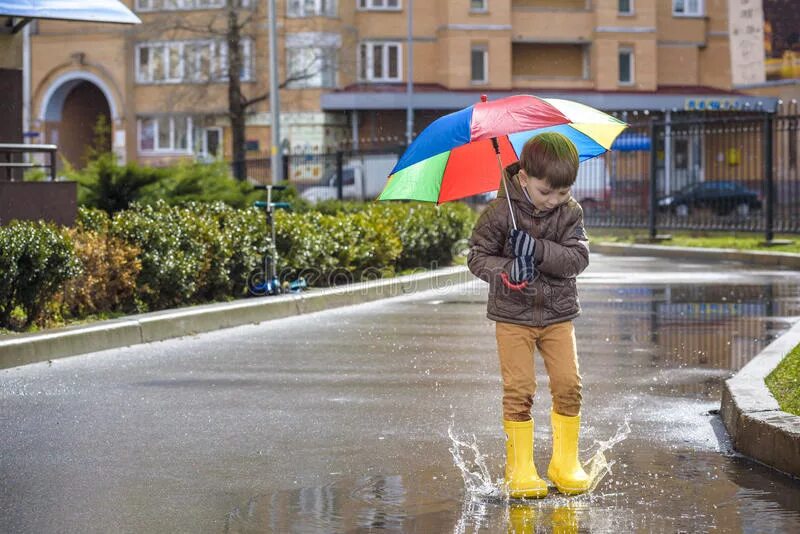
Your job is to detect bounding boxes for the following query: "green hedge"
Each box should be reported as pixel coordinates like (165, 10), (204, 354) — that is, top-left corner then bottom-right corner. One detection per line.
(0, 201), (476, 331)
(0, 221), (81, 329)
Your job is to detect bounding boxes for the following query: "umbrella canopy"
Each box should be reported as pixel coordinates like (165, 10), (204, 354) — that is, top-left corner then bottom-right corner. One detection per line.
(0, 0), (141, 25)
(378, 95), (627, 204)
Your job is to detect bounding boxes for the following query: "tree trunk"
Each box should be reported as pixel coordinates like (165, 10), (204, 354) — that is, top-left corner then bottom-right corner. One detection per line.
(227, 2), (246, 180)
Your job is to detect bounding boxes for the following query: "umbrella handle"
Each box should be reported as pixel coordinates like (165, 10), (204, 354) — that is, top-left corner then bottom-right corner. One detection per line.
(500, 272), (528, 291)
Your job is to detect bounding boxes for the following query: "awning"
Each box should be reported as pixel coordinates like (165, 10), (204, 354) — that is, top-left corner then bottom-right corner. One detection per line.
(0, 0), (140, 25)
(321, 85), (779, 113)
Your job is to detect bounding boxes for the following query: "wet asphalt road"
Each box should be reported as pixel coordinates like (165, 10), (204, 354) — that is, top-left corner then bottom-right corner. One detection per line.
(2, 254), (800, 533)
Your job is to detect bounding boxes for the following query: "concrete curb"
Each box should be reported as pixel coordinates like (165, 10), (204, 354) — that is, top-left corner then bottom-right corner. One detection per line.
(592, 242), (800, 269)
(0, 266), (472, 370)
(720, 320), (800, 478)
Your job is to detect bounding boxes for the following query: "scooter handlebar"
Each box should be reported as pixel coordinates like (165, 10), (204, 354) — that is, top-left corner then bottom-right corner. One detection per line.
(254, 184), (288, 191)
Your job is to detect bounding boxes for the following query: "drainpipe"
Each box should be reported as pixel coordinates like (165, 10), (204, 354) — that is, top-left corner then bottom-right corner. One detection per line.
(22, 24), (31, 149)
(405, 0), (413, 146)
(664, 109), (672, 195)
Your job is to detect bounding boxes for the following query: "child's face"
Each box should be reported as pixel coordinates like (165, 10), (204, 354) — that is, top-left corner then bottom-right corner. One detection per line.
(518, 170), (571, 212)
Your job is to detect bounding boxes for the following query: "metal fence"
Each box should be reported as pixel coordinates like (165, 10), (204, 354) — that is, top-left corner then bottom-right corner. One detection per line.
(236, 109), (800, 238)
(577, 110), (800, 239)
(237, 147), (406, 203)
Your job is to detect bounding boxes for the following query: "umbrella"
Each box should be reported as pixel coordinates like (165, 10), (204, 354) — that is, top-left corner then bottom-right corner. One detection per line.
(378, 94), (628, 289)
(379, 94), (627, 216)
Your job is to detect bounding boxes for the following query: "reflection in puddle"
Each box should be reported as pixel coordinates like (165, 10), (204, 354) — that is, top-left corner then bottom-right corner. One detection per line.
(222, 277), (800, 533)
(448, 419), (632, 532)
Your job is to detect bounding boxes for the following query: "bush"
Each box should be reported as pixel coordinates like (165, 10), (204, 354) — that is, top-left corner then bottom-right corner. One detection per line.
(68, 153), (166, 214)
(109, 201), (214, 310)
(61, 227), (142, 318)
(0, 221), (80, 329)
(377, 202), (476, 270)
(139, 160), (262, 209)
(0, 198), (477, 329)
(180, 201), (265, 299)
(274, 208), (402, 286)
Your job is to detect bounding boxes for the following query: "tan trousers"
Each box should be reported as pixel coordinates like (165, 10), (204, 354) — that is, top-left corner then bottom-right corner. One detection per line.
(496, 320), (583, 421)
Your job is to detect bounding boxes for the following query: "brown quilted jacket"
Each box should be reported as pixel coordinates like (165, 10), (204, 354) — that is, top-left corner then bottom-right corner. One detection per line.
(467, 163), (590, 327)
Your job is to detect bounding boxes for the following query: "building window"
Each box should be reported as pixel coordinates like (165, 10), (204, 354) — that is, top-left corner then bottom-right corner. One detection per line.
(136, 39), (252, 84)
(470, 0), (487, 12)
(287, 0), (337, 17)
(286, 33), (340, 87)
(197, 126), (222, 159)
(618, 0), (633, 15)
(471, 45), (488, 84)
(286, 48), (337, 87)
(618, 47), (634, 85)
(138, 116), (193, 154)
(358, 42), (401, 82)
(135, 0), (251, 11)
(357, 0), (401, 11)
(672, 0), (704, 17)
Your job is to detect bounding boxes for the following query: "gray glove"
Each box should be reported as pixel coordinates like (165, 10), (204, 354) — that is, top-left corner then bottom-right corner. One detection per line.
(510, 255), (535, 284)
(509, 229), (536, 257)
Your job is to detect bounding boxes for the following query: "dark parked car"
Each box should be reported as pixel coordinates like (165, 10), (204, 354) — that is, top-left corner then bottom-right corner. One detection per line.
(658, 181), (762, 216)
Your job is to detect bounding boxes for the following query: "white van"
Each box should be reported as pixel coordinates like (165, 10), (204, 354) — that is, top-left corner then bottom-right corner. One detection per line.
(300, 153), (398, 202)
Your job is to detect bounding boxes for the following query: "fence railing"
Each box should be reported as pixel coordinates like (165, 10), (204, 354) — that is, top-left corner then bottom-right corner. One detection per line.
(236, 110), (800, 238)
(0, 143), (58, 182)
(571, 111), (800, 239)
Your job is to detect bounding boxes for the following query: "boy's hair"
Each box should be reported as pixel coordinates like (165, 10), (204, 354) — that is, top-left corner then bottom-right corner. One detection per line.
(519, 132), (579, 189)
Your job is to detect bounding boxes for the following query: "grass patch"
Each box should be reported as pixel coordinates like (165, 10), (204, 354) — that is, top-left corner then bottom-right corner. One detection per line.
(588, 228), (800, 254)
(765, 342), (800, 416)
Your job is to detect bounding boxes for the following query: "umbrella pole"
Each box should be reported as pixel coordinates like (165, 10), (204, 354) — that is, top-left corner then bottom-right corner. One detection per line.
(502, 174), (518, 230)
(491, 137), (518, 230)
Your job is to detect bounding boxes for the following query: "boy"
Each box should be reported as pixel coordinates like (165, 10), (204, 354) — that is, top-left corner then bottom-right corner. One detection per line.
(467, 132), (590, 499)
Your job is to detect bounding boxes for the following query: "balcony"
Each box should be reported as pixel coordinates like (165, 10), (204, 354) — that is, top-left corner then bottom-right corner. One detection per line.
(511, 0), (593, 44)
(511, 43), (591, 87)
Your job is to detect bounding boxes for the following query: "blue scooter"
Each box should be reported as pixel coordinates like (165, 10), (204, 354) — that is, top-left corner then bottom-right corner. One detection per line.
(248, 184), (307, 296)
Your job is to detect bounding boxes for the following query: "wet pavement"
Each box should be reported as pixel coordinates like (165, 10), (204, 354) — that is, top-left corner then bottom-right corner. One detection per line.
(2, 255), (800, 533)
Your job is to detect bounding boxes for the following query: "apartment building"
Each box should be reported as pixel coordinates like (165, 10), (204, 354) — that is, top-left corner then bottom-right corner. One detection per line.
(27, 0), (782, 170)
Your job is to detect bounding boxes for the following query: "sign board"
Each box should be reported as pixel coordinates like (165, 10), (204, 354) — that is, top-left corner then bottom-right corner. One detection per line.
(728, 0), (767, 85)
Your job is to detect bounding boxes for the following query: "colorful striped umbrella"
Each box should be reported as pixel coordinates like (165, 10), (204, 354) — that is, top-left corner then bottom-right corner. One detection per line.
(378, 95), (628, 206)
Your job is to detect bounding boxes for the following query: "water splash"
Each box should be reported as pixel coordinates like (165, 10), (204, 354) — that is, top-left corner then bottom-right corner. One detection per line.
(582, 418), (632, 493)
(449, 420), (632, 532)
(447, 423), (504, 500)
(448, 417), (632, 499)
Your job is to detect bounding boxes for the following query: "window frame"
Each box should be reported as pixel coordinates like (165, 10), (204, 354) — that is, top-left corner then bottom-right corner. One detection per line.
(135, 0), (251, 12)
(470, 44), (488, 85)
(470, 0), (488, 13)
(135, 38), (253, 84)
(286, 46), (338, 88)
(357, 0), (402, 12)
(672, 0), (704, 17)
(287, 0), (338, 17)
(199, 126), (223, 158)
(618, 46), (634, 86)
(357, 41), (402, 82)
(618, 0), (634, 16)
(138, 116), (194, 155)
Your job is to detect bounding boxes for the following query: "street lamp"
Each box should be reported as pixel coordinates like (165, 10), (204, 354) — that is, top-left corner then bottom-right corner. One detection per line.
(268, 0), (282, 183)
(405, 0), (414, 146)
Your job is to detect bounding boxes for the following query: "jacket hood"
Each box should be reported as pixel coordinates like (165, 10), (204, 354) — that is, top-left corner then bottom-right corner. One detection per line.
(497, 162), (537, 218)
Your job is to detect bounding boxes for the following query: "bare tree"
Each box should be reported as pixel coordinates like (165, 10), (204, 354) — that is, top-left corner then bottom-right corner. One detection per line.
(139, 1), (334, 179)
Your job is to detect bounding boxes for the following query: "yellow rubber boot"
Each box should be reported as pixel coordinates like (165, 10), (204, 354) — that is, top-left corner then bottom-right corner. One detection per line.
(547, 411), (590, 495)
(507, 502), (537, 533)
(503, 419), (548, 499)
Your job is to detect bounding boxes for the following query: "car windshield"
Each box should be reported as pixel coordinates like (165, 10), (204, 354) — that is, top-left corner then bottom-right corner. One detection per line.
(323, 168), (355, 186)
